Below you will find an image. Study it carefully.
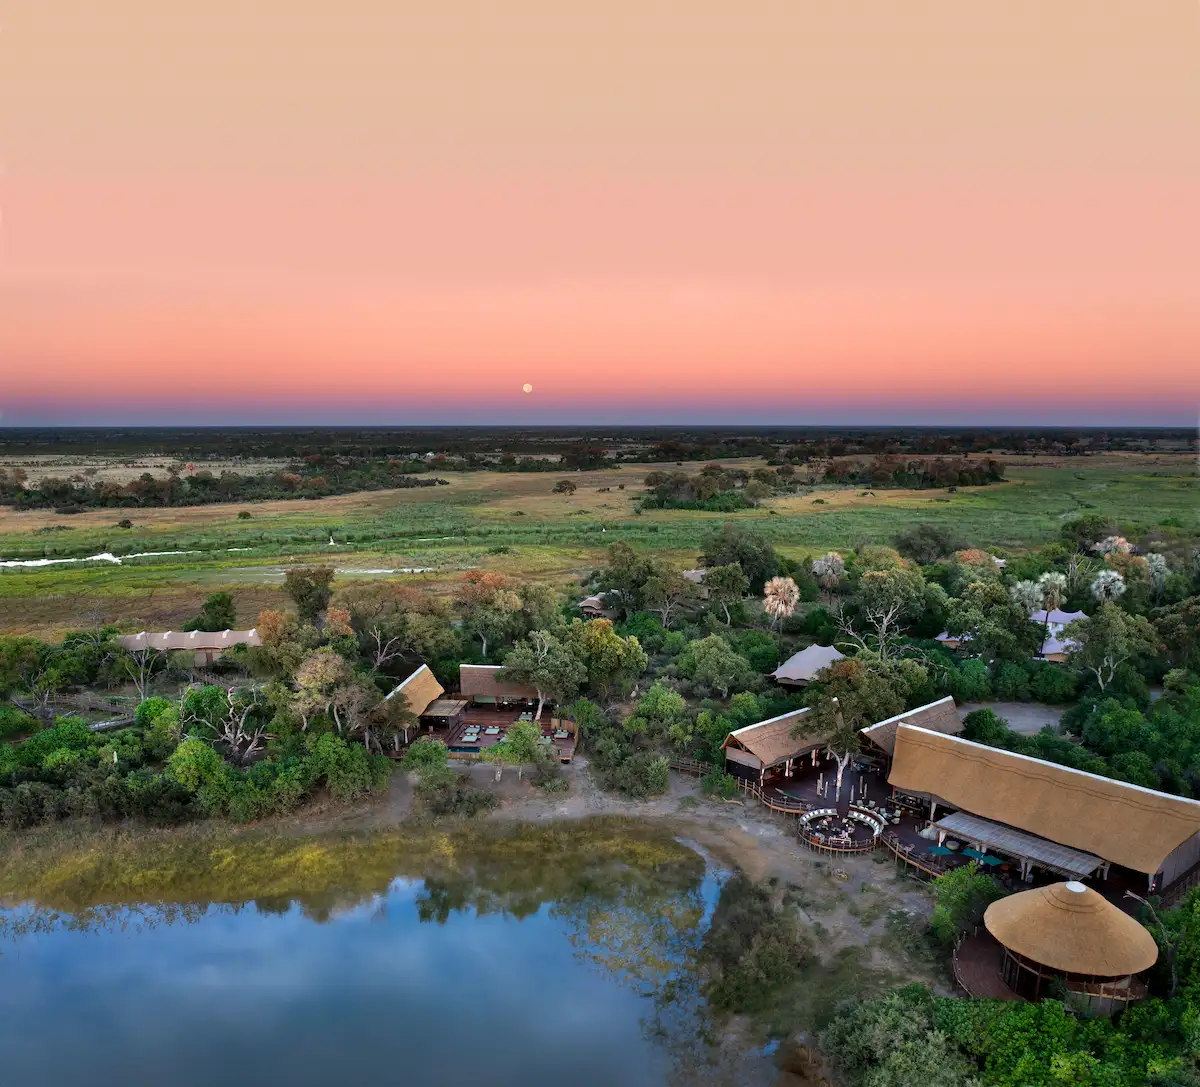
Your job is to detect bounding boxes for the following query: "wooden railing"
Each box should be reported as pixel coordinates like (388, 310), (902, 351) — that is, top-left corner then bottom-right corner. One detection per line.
(667, 756), (711, 777)
(667, 758), (812, 816)
(881, 831), (953, 879)
(1161, 858), (1200, 906)
(799, 830), (878, 855)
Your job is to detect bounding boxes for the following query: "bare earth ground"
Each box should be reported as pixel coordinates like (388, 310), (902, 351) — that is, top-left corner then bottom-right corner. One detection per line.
(959, 701), (1064, 734)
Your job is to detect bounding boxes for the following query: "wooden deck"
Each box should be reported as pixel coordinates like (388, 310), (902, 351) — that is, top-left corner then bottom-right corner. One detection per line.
(953, 932), (1023, 1001)
(414, 706), (577, 762)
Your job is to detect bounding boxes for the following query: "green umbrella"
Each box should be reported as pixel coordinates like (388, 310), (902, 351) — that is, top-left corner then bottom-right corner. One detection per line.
(927, 845), (954, 856)
(961, 848), (987, 860)
(978, 855), (1004, 866)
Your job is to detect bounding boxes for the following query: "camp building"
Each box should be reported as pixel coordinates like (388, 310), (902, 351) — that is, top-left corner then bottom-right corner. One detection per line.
(980, 881), (1159, 1013)
(770, 644), (845, 687)
(458, 664), (539, 707)
(859, 696), (963, 760)
(385, 664), (467, 740)
(889, 724), (1200, 893)
(117, 629), (262, 667)
(721, 707), (831, 785)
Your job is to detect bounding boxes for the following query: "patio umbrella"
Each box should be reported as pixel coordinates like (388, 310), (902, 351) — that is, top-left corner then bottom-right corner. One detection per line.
(977, 855), (1004, 867)
(927, 845), (954, 856)
(961, 848), (987, 861)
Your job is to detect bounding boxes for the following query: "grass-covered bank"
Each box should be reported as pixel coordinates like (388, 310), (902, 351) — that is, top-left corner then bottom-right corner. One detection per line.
(0, 815), (704, 915)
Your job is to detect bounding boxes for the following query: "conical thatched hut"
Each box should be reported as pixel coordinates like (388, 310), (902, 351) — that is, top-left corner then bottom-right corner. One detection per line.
(983, 881), (1158, 1013)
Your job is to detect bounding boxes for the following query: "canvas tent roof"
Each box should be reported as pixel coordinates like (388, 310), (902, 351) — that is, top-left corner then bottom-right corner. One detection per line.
(933, 811), (1103, 879)
(118, 629), (261, 652)
(1030, 609), (1088, 626)
(889, 725), (1200, 875)
(985, 881), (1158, 977)
(385, 664), (445, 718)
(682, 569), (707, 584)
(860, 696), (963, 757)
(723, 707), (828, 770)
(459, 664), (538, 701)
(1039, 636), (1077, 658)
(772, 645), (845, 684)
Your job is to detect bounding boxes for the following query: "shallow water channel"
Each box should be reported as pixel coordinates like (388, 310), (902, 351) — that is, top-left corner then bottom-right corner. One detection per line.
(0, 825), (730, 1087)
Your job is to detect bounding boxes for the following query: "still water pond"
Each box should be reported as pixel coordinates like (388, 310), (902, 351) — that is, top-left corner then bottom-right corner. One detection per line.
(0, 826), (724, 1087)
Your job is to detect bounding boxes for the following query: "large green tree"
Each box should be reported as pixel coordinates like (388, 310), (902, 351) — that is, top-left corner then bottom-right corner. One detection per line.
(1066, 603), (1158, 692)
(185, 592), (237, 632)
(283, 565), (336, 622)
(700, 522), (779, 591)
(704, 563), (750, 625)
(562, 619), (648, 701)
(499, 631), (587, 720)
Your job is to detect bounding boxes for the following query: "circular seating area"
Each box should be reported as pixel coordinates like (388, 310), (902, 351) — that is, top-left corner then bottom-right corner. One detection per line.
(798, 807), (882, 853)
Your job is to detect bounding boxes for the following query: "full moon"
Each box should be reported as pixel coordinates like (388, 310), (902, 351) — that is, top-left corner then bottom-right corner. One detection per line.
(522, 383), (533, 393)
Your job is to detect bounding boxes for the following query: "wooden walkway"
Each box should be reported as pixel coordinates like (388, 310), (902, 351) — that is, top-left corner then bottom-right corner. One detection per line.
(953, 932), (1023, 1001)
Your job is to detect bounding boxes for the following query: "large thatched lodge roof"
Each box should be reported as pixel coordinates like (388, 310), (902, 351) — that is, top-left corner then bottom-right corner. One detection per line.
(984, 882), (1158, 977)
(384, 664), (445, 718)
(889, 725), (1200, 876)
(859, 695), (963, 757)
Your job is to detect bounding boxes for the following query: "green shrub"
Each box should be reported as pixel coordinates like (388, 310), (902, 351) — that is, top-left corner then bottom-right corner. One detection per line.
(609, 753), (669, 798)
(305, 732), (391, 801)
(134, 696), (174, 728)
(929, 862), (1006, 945)
(0, 706), (36, 741)
(945, 658), (992, 702)
(992, 661), (1032, 701)
(700, 876), (814, 1013)
(701, 768), (738, 798)
(424, 781), (498, 817)
(1027, 660), (1078, 703)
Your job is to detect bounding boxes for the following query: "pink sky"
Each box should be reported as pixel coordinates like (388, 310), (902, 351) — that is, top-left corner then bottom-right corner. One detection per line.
(2, 1), (1199, 424)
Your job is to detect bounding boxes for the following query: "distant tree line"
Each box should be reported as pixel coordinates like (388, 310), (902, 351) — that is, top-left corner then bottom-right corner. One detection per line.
(0, 461), (447, 512)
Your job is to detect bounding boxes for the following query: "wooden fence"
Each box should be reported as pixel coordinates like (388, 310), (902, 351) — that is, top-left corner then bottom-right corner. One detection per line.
(666, 757), (812, 816)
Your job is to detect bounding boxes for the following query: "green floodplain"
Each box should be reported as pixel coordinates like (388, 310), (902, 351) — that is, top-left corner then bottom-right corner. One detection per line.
(3, 436), (1200, 1087)
(2, 452), (1195, 638)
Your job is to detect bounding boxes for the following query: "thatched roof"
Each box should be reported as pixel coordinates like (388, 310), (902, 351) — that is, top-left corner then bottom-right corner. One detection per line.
(772, 645), (845, 685)
(889, 725), (1200, 875)
(118, 629), (262, 652)
(860, 697), (963, 757)
(459, 664), (538, 701)
(984, 882), (1158, 977)
(385, 664), (445, 717)
(723, 707), (829, 770)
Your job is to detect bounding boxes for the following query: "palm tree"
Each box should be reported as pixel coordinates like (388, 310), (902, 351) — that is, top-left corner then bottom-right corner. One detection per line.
(1009, 580), (1042, 615)
(1091, 569), (1126, 602)
(811, 552), (845, 603)
(1035, 571), (1068, 651)
(763, 576), (800, 631)
(1146, 553), (1169, 599)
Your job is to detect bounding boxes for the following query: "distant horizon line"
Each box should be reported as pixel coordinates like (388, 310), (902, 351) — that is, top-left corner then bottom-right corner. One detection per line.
(1, 420), (1197, 432)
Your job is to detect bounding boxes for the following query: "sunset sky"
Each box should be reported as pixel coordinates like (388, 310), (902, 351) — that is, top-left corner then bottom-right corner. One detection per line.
(2, 1), (1198, 425)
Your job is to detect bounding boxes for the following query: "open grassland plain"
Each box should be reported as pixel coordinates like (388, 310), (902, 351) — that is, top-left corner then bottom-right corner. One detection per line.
(1, 453), (1194, 637)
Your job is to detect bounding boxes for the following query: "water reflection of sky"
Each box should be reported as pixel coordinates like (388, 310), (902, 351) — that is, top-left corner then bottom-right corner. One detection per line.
(0, 870), (704, 1087)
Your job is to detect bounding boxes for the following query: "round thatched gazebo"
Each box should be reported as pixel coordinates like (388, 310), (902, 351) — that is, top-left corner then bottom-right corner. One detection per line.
(983, 881), (1158, 1014)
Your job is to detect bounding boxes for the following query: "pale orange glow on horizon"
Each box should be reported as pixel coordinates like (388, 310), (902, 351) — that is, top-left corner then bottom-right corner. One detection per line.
(2, 1), (1198, 424)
